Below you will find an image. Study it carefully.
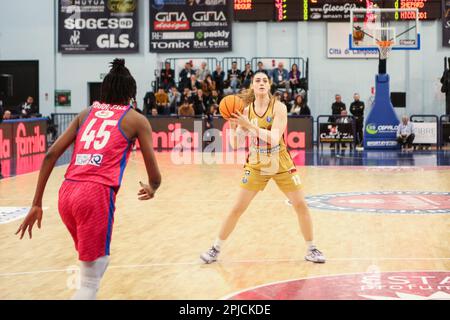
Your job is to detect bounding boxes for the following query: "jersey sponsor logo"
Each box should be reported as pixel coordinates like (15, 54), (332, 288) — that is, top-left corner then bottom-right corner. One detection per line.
(75, 153), (104, 166)
(95, 110), (115, 119)
(223, 271), (450, 300)
(299, 191), (450, 214)
(266, 116), (272, 123)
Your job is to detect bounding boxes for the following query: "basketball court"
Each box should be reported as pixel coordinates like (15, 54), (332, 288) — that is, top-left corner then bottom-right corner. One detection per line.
(1, 1), (449, 301)
(1, 149), (449, 299)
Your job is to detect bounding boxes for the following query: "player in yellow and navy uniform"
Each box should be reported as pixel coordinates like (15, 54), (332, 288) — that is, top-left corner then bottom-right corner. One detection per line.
(201, 71), (325, 264)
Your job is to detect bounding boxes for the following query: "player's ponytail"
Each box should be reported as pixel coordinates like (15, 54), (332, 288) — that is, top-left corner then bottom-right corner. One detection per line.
(100, 58), (137, 106)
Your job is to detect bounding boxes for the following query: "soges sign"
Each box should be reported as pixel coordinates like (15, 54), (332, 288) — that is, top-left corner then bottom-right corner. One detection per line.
(150, 0), (232, 52)
(58, 0), (139, 53)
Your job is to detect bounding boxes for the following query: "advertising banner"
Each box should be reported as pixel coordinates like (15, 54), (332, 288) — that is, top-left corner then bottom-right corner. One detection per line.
(150, 0), (232, 52)
(58, 0), (139, 53)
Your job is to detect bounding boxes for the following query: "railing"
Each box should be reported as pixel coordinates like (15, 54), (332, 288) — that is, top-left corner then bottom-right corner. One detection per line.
(51, 113), (78, 141)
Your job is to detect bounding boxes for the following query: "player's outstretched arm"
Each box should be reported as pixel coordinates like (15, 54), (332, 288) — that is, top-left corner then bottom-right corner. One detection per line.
(136, 115), (161, 200)
(16, 110), (87, 239)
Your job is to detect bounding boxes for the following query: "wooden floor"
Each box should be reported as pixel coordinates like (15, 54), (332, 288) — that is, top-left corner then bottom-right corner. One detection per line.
(0, 151), (449, 299)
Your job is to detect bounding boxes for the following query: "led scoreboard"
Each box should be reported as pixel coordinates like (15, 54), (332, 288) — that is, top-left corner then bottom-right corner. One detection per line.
(233, 0), (442, 22)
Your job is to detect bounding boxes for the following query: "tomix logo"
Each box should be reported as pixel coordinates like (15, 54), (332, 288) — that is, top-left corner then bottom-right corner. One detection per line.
(151, 41), (190, 50)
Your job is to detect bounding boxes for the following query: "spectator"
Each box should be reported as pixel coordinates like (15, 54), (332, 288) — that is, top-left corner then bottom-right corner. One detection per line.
(210, 90), (221, 106)
(271, 62), (289, 93)
(273, 91), (282, 101)
(290, 95), (310, 116)
(397, 115), (415, 150)
(196, 61), (210, 83)
(3, 110), (11, 120)
(330, 94), (346, 148)
(178, 99), (195, 117)
(143, 91), (157, 115)
(192, 89), (208, 115)
(149, 108), (159, 117)
(256, 61), (269, 76)
(160, 61), (175, 90)
(188, 74), (201, 92)
(155, 87), (169, 115)
(212, 64), (225, 94)
(225, 61), (241, 94)
(18, 96), (38, 118)
(280, 91), (292, 111)
(289, 63), (301, 94)
(168, 86), (181, 115)
(330, 94), (346, 122)
(131, 99), (143, 114)
(336, 110), (351, 149)
(202, 74), (216, 97)
(240, 63), (254, 89)
(179, 62), (194, 90)
(349, 93), (365, 147)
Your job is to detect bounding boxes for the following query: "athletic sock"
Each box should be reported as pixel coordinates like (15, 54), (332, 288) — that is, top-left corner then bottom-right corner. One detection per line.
(71, 255), (109, 300)
(213, 238), (224, 251)
(306, 241), (316, 252)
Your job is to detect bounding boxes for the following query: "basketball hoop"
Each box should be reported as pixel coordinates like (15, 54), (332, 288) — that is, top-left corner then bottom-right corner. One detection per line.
(376, 40), (394, 60)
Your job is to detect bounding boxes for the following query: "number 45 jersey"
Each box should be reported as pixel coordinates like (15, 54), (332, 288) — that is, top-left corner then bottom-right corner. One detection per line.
(65, 102), (133, 189)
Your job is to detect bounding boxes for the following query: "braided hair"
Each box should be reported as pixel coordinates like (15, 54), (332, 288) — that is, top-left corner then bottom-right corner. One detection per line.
(100, 58), (136, 106)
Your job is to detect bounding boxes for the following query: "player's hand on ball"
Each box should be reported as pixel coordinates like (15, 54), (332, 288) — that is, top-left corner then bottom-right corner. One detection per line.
(138, 181), (155, 200)
(230, 111), (251, 130)
(15, 206), (43, 239)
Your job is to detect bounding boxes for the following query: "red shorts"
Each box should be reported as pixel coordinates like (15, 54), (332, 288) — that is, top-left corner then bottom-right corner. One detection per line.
(58, 180), (117, 262)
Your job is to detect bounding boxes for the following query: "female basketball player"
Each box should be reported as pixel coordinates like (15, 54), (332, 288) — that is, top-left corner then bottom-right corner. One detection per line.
(201, 71), (325, 264)
(15, 59), (162, 299)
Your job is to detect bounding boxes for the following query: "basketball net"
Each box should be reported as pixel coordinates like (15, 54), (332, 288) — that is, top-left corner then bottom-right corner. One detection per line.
(377, 40), (393, 60)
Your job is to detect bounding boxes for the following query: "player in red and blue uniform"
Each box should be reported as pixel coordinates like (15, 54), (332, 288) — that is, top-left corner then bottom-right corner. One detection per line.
(15, 59), (161, 299)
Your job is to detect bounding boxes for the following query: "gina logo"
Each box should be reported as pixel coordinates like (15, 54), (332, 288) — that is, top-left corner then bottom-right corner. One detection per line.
(107, 0), (136, 13)
(95, 110), (114, 119)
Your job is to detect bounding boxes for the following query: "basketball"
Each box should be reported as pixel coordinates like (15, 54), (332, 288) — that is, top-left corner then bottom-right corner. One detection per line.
(219, 95), (244, 120)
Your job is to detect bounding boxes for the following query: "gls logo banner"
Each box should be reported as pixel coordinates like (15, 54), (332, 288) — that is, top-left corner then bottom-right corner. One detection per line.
(58, 0), (139, 53)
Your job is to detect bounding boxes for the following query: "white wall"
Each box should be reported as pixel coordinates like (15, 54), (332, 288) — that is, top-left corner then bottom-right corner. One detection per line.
(0, 0), (448, 118)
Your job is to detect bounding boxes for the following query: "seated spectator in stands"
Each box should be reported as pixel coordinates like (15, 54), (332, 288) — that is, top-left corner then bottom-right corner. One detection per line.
(271, 62), (289, 94)
(155, 87), (170, 115)
(18, 96), (38, 118)
(160, 61), (175, 90)
(289, 95), (310, 116)
(143, 91), (157, 115)
(240, 63), (254, 89)
(168, 86), (181, 115)
(202, 74), (216, 97)
(196, 61), (210, 83)
(330, 94), (346, 122)
(178, 99), (195, 117)
(210, 90), (221, 107)
(274, 91), (282, 101)
(188, 74), (201, 92)
(256, 61), (269, 76)
(3, 110), (11, 120)
(131, 99), (143, 114)
(280, 91), (292, 111)
(225, 61), (241, 94)
(210, 104), (220, 116)
(149, 108), (159, 118)
(179, 62), (194, 90)
(289, 63), (301, 94)
(192, 89), (208, 115)
(182, 87), (194, 105)
(212, 64), (225, 95)
(397, 115), (415, 150)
